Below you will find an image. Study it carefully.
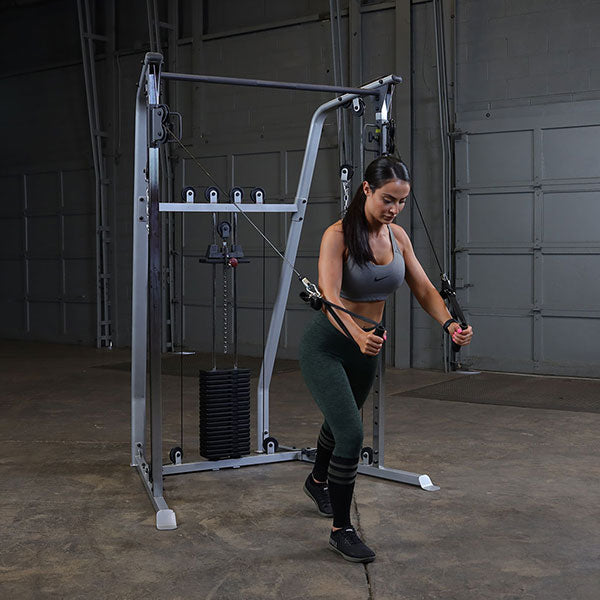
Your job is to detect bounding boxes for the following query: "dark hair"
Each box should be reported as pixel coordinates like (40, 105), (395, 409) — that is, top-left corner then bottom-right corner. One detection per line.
(342, 155), (411, 266)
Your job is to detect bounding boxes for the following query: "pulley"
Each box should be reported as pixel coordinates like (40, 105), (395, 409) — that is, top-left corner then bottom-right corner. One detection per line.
(204, 186), (219, 203)
(181, 186), (195, 203)
(250, 187), (264, 203)
(230, 187), (243, 203)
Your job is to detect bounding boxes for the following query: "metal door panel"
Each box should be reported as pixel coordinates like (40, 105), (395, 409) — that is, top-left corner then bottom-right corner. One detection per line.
(0, 218), (23, 258)
(64, 259), (95, 300)
(0, 260), (23, 298)
(542, 254), (600, 309)
(29, 302), (61, 338)
(28, 215), (60, 257)
(468, 254), (533, 309)
(64, 214), (95, 257)
(458, 192), (534, 245)
(465, 130), (534, 185)
(62, 169), (94, 212)
(542, 191), (600, 243)
(28, 259), (60, 297)
(26, 172), (60, 213)
(466, 314), (533, 362)
(232, 152), (280, 198)
(542, 125), (600, 180)
(286, 147), (338, 197)
(543, 317), (600, 365)
(0, 175), (23, 216)
(64, 303), (95, 342)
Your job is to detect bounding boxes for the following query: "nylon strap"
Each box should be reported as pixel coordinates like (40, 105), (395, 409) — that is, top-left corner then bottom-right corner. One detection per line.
(320, 297), (384, 350)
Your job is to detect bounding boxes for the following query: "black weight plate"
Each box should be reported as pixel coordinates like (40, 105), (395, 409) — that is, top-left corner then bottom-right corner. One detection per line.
(199, 369), (251, 379)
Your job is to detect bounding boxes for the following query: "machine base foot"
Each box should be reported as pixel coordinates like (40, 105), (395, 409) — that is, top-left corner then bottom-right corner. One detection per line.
(419, 474), (440, 492)
(156, 509), (177, 530)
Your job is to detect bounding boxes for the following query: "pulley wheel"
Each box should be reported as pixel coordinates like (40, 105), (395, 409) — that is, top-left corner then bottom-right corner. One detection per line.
(169, 446), (183, 465)
(352, 97), (365, 116)
(250, 187), (264, 203)
(181, 186), (196, 202)
(361, 446), (373, 465)
(230, 187), (243, 203)
(262, 436), (279, 453)
(217, 221), (232, 239)
(204, 186), (219, 202)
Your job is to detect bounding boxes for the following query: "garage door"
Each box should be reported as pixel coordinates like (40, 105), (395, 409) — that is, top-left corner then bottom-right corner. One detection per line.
(454, 102), (600, 377)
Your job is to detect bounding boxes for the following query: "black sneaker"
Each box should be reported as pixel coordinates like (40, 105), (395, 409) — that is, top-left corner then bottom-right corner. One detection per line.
(329, 526), (376, 563)
(303, 473), (333, 517)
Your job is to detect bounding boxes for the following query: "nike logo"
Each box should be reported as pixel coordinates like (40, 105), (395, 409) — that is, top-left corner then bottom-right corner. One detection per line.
(374, 275), (390, 282)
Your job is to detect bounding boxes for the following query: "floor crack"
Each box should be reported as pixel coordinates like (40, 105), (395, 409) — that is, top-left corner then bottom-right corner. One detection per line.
(353, 495), (375, 600)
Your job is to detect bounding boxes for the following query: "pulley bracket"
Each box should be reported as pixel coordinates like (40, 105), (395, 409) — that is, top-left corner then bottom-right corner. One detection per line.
(149, 103), (170, 147)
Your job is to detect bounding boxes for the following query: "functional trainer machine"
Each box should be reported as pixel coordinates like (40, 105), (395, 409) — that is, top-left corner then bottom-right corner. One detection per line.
(131, 52), (439, 531)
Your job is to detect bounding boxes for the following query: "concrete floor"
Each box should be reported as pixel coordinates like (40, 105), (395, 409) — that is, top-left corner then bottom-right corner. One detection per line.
(1, 339), (599, 599)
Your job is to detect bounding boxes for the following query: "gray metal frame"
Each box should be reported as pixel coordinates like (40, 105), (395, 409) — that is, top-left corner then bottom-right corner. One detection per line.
(131, 53), (438, 530)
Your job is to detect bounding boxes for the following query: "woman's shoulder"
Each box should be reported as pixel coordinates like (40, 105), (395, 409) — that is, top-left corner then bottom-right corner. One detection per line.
(322, 219), (344, 240)
(321, 220), (347, 256)
(389, 223), (410, 252)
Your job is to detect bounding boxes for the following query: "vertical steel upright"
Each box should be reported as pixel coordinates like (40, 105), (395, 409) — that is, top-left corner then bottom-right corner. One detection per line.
(147, 0), (179, 353)
(148, 68), (163, 501)
(76, 0), (113, 348)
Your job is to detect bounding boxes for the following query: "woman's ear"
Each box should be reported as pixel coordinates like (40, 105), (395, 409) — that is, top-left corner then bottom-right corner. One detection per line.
(362, 181), (371, 197)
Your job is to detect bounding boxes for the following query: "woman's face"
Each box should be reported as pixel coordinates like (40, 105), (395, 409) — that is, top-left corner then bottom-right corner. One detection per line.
(363, 179), (410, 225)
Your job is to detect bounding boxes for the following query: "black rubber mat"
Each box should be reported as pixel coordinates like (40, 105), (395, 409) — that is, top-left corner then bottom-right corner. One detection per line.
(394, 372), (600, 414)
(94, 353), (299, 379)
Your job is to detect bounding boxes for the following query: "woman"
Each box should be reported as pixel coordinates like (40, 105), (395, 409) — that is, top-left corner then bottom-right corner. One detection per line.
(299, 155), (473, 563)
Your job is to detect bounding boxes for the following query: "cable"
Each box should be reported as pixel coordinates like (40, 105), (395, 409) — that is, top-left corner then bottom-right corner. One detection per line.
(410, 189), (444, 276)
(163, 122), (386, 342)
(164, 125), (303, 282)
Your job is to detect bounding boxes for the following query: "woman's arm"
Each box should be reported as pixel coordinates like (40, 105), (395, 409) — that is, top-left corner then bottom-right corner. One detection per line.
(392, 224), (473, 346)
(318, 224), (384, 356)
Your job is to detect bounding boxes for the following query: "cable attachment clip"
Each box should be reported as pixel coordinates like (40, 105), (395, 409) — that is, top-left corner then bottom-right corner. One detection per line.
(299, 277), (323, 311)
(340, 164), (354, 213)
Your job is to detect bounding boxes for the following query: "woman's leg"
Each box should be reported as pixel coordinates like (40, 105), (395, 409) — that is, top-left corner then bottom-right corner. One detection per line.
(312, 421), (335, 483)
(299, 321), (365, 529)
(299, 314), (377, 562)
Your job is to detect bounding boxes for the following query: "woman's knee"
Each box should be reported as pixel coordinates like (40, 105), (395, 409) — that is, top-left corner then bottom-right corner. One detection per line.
(335, 425), (364, 458)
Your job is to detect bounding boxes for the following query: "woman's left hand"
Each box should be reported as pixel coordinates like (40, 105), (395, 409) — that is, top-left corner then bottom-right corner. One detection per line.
(449, 323), (474, 346)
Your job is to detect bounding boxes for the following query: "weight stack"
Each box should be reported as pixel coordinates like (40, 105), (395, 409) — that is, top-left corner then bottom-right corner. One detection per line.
(199, 368), (251, 460)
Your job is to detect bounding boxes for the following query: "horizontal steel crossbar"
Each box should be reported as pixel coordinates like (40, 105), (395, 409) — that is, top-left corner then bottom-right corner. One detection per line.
(158, 202), (298, 213)
(162, 451), (303, 475)
(160, 71), (394, 95)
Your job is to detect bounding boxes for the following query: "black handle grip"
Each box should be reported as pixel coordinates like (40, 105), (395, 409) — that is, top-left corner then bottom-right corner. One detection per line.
(374, 324), (386, 339)
(451, 321), (469, 353)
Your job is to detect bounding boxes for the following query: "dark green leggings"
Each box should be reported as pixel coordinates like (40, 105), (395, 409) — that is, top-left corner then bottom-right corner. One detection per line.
(299, 311), (379, 459)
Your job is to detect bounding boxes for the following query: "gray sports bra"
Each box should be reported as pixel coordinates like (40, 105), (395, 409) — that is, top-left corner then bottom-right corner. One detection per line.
(340, 225), (405, 302)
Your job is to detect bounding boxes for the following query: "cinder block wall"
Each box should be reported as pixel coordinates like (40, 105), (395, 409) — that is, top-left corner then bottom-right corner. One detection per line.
(457, 0), (600, 111)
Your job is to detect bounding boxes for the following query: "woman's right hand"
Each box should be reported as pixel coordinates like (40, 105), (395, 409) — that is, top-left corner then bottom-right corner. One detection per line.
(358, 330), (385, 356)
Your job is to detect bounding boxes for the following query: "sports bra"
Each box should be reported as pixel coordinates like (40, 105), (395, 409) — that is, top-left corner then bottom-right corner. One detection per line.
(339, 225), (405, 302)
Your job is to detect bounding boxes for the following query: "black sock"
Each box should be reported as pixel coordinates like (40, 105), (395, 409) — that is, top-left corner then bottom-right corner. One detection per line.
(327, 454), (359, 528)
(312, 425), (335, 482)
